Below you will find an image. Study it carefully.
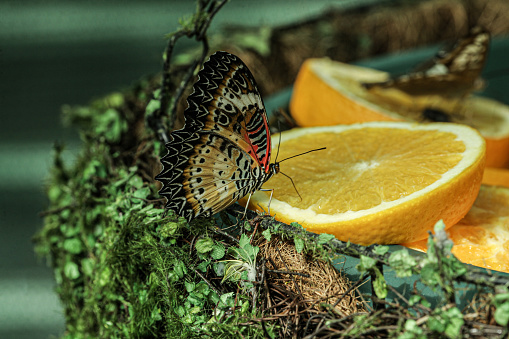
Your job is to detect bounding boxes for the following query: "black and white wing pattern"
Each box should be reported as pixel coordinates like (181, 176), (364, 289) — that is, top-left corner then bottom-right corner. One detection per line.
(155, 51), (278, 221)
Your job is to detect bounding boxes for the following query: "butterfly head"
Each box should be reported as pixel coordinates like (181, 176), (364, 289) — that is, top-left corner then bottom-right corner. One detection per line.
(269, 162), (280, 177)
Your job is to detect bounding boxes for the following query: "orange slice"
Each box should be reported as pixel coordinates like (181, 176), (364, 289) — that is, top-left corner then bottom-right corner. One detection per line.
(403, 185), (509, 273)
(482, 167), (509, 188)
(240, 122), (486, 245)
(289, 58), (509, 168)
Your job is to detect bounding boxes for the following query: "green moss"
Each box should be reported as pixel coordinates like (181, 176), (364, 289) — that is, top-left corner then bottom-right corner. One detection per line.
(34, 75), (271, 337)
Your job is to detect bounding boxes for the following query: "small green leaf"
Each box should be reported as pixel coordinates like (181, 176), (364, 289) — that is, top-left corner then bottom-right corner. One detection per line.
(389, 249), (417, 278)
(159, 221), (179, 238)
(195, 281), (210, 295)
(429, 307), (464, 338)
(176, 306), (186, 317)
(174, 260), (187, 279)
(239, 233), (250, 249)
(47, 185), (63, 203)
(195, 237), (214, 253)
(271, 223), (280, 232)
(214, 262), (225, 277)
(145, 97), (161, 116)
(294, 237), (304, 254)
(132, 187), (150, 199)
(219, 292), (234, 307)
(98, 266), (111, 287)
(81, 258), (94, 277)
(262, 229), (272, 241)
(408, 295), (422, 307)
(182, 313), (194, 324)
(188, 306), (201, 315)
(211, 243), (226, 260)
(420, 262), (440, 287)
(493, 292), (509, 305)
(317, 233), (335, 244)
(177, 216), (188, 228)
(63, 238), (83, 254)
(128, 175), (144, 189)
(64, 261), (80, 280)
(373, 269), (387, 299)
(443, 307), (464, 338)
(196, 260), (210, 273)
(357, 255), (377, 272)
(373, 245), (389, 256)
(397, 319), (425, 339)
(290, 222), (303, 229)
(241, 300), (249, 313)
(185, 281), (195, 293)
(495, 302), (509, 326)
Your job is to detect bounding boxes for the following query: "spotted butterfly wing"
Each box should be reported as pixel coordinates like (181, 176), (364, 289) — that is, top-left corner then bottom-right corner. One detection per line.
(362, 26), (490, 99)
(155, 51), (278, 221)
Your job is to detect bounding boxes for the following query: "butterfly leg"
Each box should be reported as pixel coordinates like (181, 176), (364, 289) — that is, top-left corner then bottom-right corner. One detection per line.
(259, 188), (275, 216)
(241, 191), (255, 220)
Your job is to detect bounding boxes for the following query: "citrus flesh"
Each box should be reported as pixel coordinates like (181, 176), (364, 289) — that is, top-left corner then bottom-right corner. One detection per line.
(403, 185), (509, 273)
(240, 122), (486, 245)
(289, 58), (509, 168)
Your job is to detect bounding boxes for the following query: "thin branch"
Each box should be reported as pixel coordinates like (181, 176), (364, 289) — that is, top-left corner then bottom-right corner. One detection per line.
(148, 0), (229, 144)
(266, 269), (311, 278)
(191, 266), (222, 296)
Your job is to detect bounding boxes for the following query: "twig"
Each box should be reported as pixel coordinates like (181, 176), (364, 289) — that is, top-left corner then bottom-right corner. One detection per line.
(148, 0), (229, 143)
(191, 266), (221, 296)
(39, 203), (76, 217)
(208, 226), (240, 244)
(266, 269), (311, 278)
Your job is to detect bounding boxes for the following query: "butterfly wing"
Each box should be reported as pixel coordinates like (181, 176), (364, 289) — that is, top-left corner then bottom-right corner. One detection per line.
(185, 51), (272, 170)
(156, 51), (272, 220)
(362, 27), (490, 98)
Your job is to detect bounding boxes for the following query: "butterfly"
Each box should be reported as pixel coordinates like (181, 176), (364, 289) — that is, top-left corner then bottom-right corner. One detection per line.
(362, 26), (490, 100)
(155, 51), (279, 221)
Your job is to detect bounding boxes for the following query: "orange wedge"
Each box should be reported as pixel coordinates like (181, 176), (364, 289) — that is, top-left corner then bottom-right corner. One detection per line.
(403, 185), (509, 273)
(240, 122), (485, 245)
(289, 58), (509, 168)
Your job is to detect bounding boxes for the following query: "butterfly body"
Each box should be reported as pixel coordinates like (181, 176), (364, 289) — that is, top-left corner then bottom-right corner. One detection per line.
(421, 107), (452, 123)
(362, 26), (490, 100)
(156, 51), (278, 221)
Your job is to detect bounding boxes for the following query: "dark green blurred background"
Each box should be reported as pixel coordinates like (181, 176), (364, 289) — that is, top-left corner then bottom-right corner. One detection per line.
(2, 1), (508, 338)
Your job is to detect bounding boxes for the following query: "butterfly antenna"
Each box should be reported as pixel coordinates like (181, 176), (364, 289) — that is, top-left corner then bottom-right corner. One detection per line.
(279, 171), (302, 201)
(279, 147), (326, 163)
(279, 147), (326, 199)
(274, 128), (282, 162)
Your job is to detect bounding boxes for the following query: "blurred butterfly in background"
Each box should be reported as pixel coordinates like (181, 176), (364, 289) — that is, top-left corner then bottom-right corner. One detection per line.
(361, 26), (490, 115)
(420, 107), (452, 123)
(155, 51), (280, 221)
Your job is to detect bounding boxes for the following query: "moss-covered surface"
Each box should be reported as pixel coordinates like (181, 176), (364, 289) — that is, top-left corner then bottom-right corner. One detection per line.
(35, 75), (254, 337)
